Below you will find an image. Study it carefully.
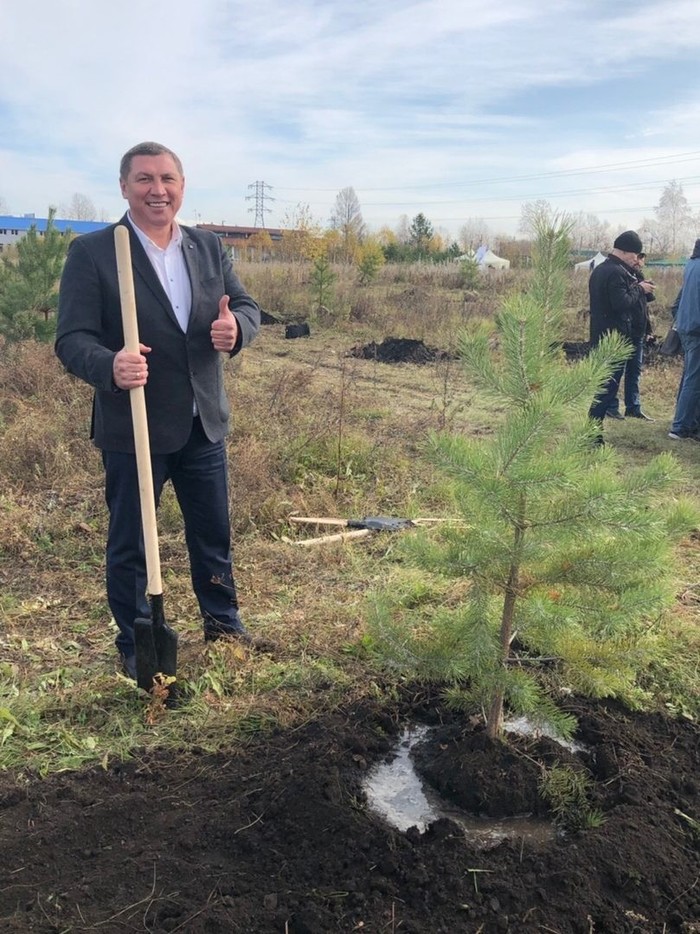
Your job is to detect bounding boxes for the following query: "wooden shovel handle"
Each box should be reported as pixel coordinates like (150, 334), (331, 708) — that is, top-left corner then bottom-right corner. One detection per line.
(288, 516), (350, 527)
(292, 528), (373, 547)
(288, 515), (444, 527)
(114, 225), (162, 597)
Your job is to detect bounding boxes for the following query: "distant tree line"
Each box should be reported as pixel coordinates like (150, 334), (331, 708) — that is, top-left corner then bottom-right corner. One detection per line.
(518, 181), (700, 259)
(2, 179), (695, 344)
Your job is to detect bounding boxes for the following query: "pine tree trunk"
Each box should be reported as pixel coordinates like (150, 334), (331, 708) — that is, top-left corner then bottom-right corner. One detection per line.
(486, 517), (524, 739)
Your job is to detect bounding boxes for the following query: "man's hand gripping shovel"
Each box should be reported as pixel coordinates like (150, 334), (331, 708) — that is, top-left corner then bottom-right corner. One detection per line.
(114, 226), (178, 699)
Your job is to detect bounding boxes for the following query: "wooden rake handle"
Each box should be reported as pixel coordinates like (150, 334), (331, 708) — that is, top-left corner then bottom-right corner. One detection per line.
(114, 225), (162, 597)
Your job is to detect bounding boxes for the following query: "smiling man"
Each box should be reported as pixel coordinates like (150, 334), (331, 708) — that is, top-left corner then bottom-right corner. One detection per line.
(55, 141), (262, 678)
(119, 147), (185, 247)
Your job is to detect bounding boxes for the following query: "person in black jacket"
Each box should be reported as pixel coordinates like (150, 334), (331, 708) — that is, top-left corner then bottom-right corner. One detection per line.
(606, 251), (656, 420)
(588, 231), (655, 437)
(56, 141), (262, 678)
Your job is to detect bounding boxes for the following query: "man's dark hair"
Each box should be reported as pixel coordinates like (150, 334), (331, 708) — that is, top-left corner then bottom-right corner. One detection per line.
(119, 142), (184, 180)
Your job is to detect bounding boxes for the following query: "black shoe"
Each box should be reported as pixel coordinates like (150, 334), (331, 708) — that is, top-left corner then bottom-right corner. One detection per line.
(204, 622), (253, 645)
(625, 409), (655, 421)
(606, 411), (625, 420)
(120, 654), (137, 680)
(204, 622), (275, 652)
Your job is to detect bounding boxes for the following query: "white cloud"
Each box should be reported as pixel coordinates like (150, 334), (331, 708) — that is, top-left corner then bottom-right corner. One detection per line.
(1, 0), (700, 235)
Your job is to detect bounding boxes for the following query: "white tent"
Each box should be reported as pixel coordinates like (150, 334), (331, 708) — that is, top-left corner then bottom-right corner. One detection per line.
(574, 251), (607, 271)
(458, 245), (510, 270)
(476, 247), (510, 270)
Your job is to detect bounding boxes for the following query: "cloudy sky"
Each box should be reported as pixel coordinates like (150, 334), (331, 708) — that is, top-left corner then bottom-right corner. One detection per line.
(2, 0), (700, 240)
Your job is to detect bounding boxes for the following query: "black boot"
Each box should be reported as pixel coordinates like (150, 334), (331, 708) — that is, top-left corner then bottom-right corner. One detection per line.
(625, 408), (655, 421)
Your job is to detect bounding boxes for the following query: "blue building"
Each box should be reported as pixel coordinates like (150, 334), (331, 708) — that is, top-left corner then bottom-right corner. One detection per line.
(0, 214), (110, 252)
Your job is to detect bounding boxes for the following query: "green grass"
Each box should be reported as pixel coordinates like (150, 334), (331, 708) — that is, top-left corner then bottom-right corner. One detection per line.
(0, 262), (698, 776)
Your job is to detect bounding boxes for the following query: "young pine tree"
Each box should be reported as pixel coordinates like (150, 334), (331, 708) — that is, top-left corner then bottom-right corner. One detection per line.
(369, 218), (698, 740)
(310, 253), (336, 313)
(0, 207), (68, 342)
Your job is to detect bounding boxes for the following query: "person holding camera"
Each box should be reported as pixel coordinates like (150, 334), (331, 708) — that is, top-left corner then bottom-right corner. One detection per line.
(588, 231), (655, 439)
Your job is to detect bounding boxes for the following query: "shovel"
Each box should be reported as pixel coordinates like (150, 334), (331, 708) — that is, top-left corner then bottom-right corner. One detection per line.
(286, 515), (441, 547)
(114, 225), (178, 693)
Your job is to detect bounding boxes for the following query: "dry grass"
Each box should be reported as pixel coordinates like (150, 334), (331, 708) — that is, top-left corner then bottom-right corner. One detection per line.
(0, 263), (698, 774)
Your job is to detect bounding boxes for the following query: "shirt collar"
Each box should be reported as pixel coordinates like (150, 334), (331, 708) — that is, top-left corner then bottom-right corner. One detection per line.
(126, 212), (182, 252)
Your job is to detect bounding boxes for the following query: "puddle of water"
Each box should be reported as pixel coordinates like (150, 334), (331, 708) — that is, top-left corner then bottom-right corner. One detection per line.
(363, 725), (554, 846)
(363, 725), (435, 833)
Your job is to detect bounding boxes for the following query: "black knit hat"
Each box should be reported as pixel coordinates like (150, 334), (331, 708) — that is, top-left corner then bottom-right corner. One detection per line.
(613, 230), (643, 253)
(691, 239), (700, 260)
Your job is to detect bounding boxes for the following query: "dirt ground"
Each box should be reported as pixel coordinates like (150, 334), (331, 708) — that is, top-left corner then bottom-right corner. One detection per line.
(1, 692), (699, 933)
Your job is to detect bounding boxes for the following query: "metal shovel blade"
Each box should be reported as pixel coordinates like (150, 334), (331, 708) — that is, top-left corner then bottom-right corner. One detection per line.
(134, 618), (159, 691)
(134, 594), (178, 691)
(347, 516), (416, 531)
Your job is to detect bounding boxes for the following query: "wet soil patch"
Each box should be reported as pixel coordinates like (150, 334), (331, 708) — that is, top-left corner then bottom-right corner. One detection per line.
(0, 695), (699, 933)
(412, 727), (582, 819)
(348, 337), (455, 365)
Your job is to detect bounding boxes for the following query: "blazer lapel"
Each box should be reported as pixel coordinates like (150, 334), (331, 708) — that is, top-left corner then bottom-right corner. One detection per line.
(181, 227), (200, 332)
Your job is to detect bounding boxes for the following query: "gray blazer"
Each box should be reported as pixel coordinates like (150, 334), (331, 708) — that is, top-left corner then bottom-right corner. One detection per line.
(56, 215), (260, 453)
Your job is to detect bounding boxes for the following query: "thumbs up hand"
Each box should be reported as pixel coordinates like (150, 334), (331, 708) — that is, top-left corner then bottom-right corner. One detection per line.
(211, 295), (239, 353)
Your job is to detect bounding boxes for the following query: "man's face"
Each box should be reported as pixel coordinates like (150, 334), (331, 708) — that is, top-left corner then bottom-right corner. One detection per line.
(618, 249), (639, 267)
(120, 153), (184, 234)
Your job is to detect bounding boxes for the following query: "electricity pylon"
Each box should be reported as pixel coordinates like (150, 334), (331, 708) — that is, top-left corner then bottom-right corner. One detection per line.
(246, 181), (274, 227)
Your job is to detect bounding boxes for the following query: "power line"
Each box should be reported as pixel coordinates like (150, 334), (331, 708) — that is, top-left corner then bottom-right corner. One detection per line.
(271, 150), (700, 194)
(425, 200), (700, 224)
(270, 174), (700, 220)
(348, 174), (700, 208)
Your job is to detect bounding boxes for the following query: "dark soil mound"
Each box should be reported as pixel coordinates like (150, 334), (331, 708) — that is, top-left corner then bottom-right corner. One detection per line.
(349, 337), (454, 365)
(260, 309), (281, 324)
(0, 695), (699, 933)
(560, 336), (670, 366)
(560, 339), (591, 361)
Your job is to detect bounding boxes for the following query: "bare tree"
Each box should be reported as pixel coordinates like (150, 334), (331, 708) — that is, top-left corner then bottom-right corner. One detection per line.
(647, 180), (696, 256)
(61, 193), (97, 221)
(518, 200), (555, 238)
(638, 217), (667, 256)
(329, 187), (365, 260)
(568, 212), (610, 252)
(0, 195), (9, 214)
(395, 214), (411, 244)
(458, 218), (490, 253)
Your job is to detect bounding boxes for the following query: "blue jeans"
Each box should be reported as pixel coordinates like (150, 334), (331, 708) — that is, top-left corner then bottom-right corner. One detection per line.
(102, 417), (240, 657)
(672, 332), (700, 436)
(623, 338), (644, 412)
(590, 362), (626, 421)
(606, 337), (644, 415)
